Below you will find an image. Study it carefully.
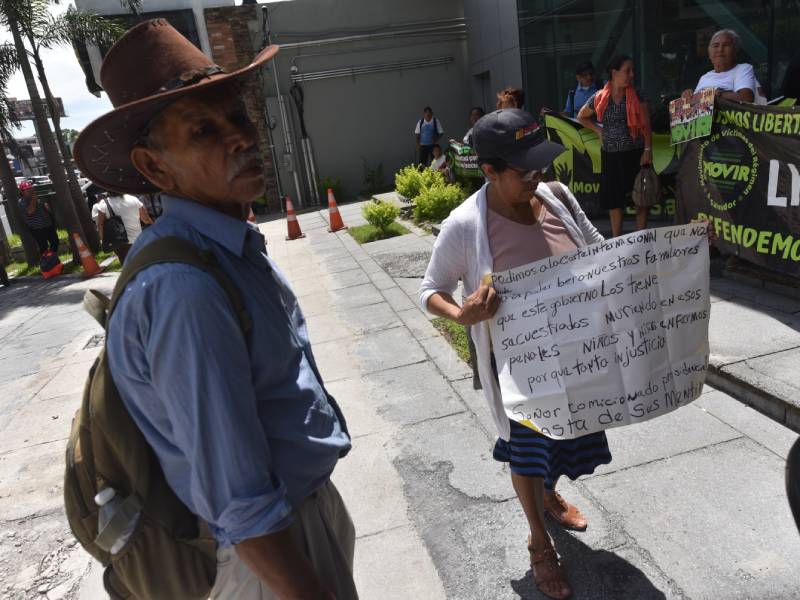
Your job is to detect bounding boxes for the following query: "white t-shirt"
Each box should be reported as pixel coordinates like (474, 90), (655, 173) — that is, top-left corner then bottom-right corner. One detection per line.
(413, 117), (445, 134)
(695, 63), (757, 95)
(95, 194), (144, 244)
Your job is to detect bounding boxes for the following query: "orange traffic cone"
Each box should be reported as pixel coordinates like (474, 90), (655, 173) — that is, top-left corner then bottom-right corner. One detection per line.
(247, 206), (257, 223)
(72, 232), (102, 277)
(327, 188), (347, 232)
(285, 197), (305, 240)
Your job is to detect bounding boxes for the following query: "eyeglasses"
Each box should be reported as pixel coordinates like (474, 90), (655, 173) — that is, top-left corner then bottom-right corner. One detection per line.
(507, 164), (549, 181)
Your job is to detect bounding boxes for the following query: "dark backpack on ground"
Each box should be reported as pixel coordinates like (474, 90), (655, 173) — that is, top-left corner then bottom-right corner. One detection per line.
(40, 250), (62, 278)
(64, 236), (252, 599)
(102, 199), (130, 252)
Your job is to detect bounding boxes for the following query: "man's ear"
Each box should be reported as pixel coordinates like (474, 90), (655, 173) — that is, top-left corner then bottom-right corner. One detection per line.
(480, 163), (496, 181)
(130, 146), (174, 191)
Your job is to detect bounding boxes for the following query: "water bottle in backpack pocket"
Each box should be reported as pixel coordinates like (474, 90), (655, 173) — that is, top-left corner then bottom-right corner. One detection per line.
(94, 487), (141, 554)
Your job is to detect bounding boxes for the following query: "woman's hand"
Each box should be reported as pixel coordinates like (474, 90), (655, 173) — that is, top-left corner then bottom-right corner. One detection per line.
(640, 148), (652, 167)
(457, 282), (501, 325)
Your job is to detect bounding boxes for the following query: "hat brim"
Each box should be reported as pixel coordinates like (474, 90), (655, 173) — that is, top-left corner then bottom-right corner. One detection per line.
(505, 138), (566, 173)
(73, 44), (279, 195)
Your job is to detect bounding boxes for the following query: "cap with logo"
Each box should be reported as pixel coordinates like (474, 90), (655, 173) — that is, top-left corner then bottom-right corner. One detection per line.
(472, 108), (565, 172)
(18, 180), (33, 191)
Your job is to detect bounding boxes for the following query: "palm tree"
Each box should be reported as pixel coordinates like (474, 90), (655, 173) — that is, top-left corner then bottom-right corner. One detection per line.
(20, 1), (126, 254)
(1, 0), (86, 262)
(0, 45), (39, 265)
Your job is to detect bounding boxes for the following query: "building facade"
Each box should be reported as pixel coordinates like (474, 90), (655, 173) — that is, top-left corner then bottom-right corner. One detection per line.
(74, 0), (471, 210)
(466, 0), (800, 129)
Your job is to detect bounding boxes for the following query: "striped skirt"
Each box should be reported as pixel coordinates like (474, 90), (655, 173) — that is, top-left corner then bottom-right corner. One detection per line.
(493, 419), (612, 489)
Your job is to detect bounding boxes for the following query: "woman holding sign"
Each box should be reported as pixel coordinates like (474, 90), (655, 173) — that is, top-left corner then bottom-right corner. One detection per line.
(577, 55), (652, 238)
(420, 109), (610, 600)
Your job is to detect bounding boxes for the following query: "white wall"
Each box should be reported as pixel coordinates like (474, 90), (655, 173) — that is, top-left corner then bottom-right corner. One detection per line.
(266, 0), (471, 202)
(463, 0), (522, 110)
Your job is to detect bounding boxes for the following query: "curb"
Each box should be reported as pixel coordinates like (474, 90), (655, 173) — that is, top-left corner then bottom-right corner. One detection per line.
(706, 364), (800, 435)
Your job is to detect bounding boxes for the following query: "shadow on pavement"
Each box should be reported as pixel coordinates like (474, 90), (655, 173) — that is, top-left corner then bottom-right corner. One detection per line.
(0, 276), (97, 320)
(510, 526), (668, 600)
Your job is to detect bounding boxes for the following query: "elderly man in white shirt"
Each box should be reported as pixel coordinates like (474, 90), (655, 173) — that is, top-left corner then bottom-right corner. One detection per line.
(682, 29), (758, 103)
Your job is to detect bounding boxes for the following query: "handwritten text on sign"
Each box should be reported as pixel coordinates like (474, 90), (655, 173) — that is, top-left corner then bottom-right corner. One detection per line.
(489, 225), (710, 440)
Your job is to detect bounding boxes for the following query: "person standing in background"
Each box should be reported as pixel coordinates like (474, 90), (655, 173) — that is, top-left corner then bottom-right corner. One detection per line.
(578, 55), (652, 237)
(415, 106), (444, 166)
(139, 192), (163, 225)
(429, 144), (447, 172)
(496, 87), (525, 109)
(462, 106), (485, 146)
(564, 61), (598, 118)
(18, 181), (59, 255)
(682, 29), (756, 103)
(94, 192), (152, 263)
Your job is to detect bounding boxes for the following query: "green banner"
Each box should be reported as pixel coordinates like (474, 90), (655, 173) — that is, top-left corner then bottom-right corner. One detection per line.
(676, 98), (800, 277)
(446, 141), (482, 179)
(543, 111), (680, 218)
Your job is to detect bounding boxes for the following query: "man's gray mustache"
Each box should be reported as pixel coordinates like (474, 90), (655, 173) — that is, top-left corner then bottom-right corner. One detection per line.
(227, 150), (262, 182)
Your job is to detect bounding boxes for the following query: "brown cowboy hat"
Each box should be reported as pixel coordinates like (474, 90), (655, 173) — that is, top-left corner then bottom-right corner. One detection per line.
(73, 19), (279, 195)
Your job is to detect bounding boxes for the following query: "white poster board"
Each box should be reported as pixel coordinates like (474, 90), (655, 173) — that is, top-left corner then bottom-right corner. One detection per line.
(489, 224), (710, 440)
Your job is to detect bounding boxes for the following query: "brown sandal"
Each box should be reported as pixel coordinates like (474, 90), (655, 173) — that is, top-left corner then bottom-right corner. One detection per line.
(544, 491), (588, 531)
(528, 538), (572, 599)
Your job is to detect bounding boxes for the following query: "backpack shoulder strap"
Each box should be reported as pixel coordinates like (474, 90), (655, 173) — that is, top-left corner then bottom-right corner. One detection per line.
(543, 181), (577, 222)
(105, 236), (252, 334)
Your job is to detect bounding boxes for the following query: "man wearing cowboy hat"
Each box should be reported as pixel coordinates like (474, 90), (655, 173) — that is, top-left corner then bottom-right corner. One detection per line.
(74, 20), (356, 599)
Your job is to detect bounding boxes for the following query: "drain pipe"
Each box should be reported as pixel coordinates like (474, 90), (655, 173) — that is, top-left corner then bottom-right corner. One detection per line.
(264, 6), (306, 208)
(289, 81), (321, 206)
(257, 9), (285, 210)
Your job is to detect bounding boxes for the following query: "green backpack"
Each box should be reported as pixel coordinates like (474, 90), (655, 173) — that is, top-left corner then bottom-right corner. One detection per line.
(64, 236), (252, 599)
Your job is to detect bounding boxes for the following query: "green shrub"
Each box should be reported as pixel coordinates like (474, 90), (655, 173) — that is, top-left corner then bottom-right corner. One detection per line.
(413, 182), (466, 223)
(8, 233), (21, 248)
(394, 165), (444, 200)
(362, 199), (400, 233)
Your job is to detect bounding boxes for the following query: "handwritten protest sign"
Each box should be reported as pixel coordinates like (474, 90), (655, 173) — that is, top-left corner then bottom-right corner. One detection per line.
(489, 224), (710, 440)
(670, 88), (715, 144)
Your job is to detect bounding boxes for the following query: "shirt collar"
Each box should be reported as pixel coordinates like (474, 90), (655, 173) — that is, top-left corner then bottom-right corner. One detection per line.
(161, 194), (249, 257)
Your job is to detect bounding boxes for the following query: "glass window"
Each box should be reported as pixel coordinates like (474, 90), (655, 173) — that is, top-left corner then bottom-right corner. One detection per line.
(518, 1), (635, 114)
(517, 0), (775, 132)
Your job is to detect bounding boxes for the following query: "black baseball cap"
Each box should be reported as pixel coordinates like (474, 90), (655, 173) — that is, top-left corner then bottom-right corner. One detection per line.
(472, 109), (565, 171)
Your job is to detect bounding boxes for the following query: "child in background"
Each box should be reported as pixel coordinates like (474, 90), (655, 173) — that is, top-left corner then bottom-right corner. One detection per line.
(430, 143), (447, 171)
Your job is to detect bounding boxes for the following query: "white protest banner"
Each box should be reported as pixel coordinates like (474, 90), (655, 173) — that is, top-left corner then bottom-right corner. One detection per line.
(489, 224), (710, 440)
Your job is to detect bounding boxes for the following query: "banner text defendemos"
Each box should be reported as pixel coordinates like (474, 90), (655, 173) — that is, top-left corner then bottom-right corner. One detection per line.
(696, 211), (800, 261)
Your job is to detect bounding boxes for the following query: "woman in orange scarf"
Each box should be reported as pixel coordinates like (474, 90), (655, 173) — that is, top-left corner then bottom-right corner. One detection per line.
(577, 55), (652, 237)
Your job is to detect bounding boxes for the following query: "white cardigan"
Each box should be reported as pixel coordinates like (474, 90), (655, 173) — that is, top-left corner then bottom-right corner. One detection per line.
(419, 181), (604, 441)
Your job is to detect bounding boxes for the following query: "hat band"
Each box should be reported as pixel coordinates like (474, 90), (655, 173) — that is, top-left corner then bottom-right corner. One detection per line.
(158, 65), (226, 92)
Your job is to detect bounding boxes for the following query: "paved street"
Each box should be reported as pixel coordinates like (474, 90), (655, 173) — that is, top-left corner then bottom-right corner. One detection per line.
(0, 201), (798, 599)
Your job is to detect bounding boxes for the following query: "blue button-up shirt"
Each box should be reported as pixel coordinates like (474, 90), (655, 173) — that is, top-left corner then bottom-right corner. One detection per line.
(106, 195), (351, 547)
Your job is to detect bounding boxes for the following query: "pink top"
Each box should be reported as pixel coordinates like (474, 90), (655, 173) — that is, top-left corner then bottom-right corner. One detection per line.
(487, 201), (577, 271)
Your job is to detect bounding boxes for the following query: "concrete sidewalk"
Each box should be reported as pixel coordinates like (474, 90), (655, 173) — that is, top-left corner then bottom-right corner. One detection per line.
(263, 201), (800, 599)
(0, 200), (798, 599)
